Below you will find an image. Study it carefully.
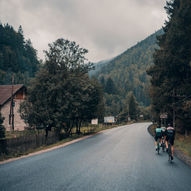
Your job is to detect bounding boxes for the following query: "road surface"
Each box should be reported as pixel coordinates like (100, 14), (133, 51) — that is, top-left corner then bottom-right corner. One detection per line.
(1, 122), (191, 191)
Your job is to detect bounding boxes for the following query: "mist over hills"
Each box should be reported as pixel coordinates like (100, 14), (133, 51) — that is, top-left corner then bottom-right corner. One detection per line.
(89, 59), (113, 77)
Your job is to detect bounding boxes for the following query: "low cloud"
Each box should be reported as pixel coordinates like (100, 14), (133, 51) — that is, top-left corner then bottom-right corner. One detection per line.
(0, 0), (167, 62)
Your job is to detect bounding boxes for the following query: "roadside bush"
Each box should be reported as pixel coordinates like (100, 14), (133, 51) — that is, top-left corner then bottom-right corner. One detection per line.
(0, 112), (5, 139)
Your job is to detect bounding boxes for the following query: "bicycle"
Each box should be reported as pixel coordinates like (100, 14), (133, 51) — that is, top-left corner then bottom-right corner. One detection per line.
(156, 138), (160, 154)
(161, 137), (166, 152)
(167, 141), (173, 163)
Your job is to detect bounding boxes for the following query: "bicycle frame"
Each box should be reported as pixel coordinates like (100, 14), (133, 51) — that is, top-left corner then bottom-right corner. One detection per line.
(161, 137), (165, 152)
(168, 142), (172, 162)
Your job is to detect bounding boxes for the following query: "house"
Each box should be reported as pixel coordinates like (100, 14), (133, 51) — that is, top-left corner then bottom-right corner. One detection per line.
(0, 84), (27, 131)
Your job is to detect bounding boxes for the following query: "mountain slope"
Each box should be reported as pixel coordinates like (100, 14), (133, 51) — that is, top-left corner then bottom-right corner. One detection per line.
(94, 29), (163, 115)
(89, 59), (113, 77)
(0, 23), (40, 85)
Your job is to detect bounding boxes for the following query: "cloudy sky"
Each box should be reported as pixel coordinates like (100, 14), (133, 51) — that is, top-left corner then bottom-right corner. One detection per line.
(0, 0), (167, 63)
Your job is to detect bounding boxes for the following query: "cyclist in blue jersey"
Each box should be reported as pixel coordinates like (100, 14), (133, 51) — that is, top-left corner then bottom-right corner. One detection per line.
(154, 125), (162, 151)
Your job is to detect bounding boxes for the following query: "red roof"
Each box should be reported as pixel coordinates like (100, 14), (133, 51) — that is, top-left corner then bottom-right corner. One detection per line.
(0, 84), (24, 106)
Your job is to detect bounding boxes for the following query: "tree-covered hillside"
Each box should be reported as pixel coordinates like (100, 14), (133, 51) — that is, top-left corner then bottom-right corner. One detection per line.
(93, 29), (163, 116)
(147, 0), (191, 132)
(0, 23), (40, 85)
(89, 58), (113, 77)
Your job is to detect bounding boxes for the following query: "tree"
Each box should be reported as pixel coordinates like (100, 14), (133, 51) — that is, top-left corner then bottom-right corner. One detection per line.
(104, 77), (116, 94)
(93, 29), (162, 116)
(70, 76), (104, 134)
(128, 92), (139, 120)
(0, 23), (40, 85)
(23, 39), (39, 76)
(20, 38), (103, 137)
(116, 92), (140, 122)
(99, 76), (105, 86)
(0, 112), (5, 139)
(147, 0), (191, 129)
(0, 112), (7, 155)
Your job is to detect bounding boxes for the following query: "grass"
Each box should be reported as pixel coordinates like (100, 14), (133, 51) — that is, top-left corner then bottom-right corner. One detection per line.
(5, 129), (43, 139)
(0, 122), (129, 162)
(175, 133), (191, 157)
(0, 134), (84, 161)
(150, 124), (157, 136)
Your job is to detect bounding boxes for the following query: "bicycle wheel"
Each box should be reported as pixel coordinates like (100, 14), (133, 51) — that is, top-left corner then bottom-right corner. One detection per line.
(157, 140), (160, 154)
(162, 140), (165, 152)
(168, 143), (172, 162)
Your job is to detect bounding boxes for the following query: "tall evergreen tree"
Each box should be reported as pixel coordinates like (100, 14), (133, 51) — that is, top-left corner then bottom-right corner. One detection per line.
(147, 0), (191, 129)
(104, 77), (116, 94)
(128, 92), (139, 120)
(0, 23), (40, 84)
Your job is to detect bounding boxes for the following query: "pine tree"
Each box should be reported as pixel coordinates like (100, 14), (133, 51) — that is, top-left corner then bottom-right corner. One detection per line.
(0, 23), (40, 84)
(104, 77), (116, 94)
(147, 0), (191, 128)
(128, 92), (139, 120)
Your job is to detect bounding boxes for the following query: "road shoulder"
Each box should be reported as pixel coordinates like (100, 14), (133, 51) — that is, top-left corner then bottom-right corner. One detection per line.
(0, 133), (99, 165)
(0, 125), (120, 165)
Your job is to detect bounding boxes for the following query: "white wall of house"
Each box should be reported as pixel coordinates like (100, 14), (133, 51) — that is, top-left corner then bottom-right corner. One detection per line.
(1, 99), (26, 131)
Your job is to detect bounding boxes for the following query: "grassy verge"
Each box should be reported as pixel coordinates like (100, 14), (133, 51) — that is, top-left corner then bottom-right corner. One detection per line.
(5, 129), (45, 139)
(149, 124), (157, 136)
(175, 133), (191, 158)
(0, 134), (85, 161)
(0, 122), (129, 162)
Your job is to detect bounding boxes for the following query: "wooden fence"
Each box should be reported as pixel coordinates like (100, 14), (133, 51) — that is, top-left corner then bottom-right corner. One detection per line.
(0, 131), (59, 156)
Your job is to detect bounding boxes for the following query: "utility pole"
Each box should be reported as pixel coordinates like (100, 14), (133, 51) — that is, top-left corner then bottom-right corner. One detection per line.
(9, 74), (14, 131)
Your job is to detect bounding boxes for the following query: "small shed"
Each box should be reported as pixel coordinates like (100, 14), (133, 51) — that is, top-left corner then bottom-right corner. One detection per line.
(0, 84), (27, 131)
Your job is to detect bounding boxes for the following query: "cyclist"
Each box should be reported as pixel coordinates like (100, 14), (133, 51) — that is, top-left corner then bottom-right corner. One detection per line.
(154, 125), (162, 151)
(161, 126), (167, 138)
(161, 126), (167, 150)
(165, 123), (176, 160)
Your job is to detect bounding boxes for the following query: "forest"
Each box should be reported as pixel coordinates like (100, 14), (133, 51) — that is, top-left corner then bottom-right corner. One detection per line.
(92, 29), (163, 119)
(0, 23), (104, 137)
(1, 0), (191, 135)
(0, 23), (40, 85)
(147, 0), (191, 133)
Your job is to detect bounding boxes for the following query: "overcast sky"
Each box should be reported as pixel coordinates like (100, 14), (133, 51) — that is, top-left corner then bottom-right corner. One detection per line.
(0, 0), (167, 63)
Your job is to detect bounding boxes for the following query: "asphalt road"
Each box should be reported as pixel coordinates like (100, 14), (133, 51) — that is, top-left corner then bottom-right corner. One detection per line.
(1, 122), (191, 191)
